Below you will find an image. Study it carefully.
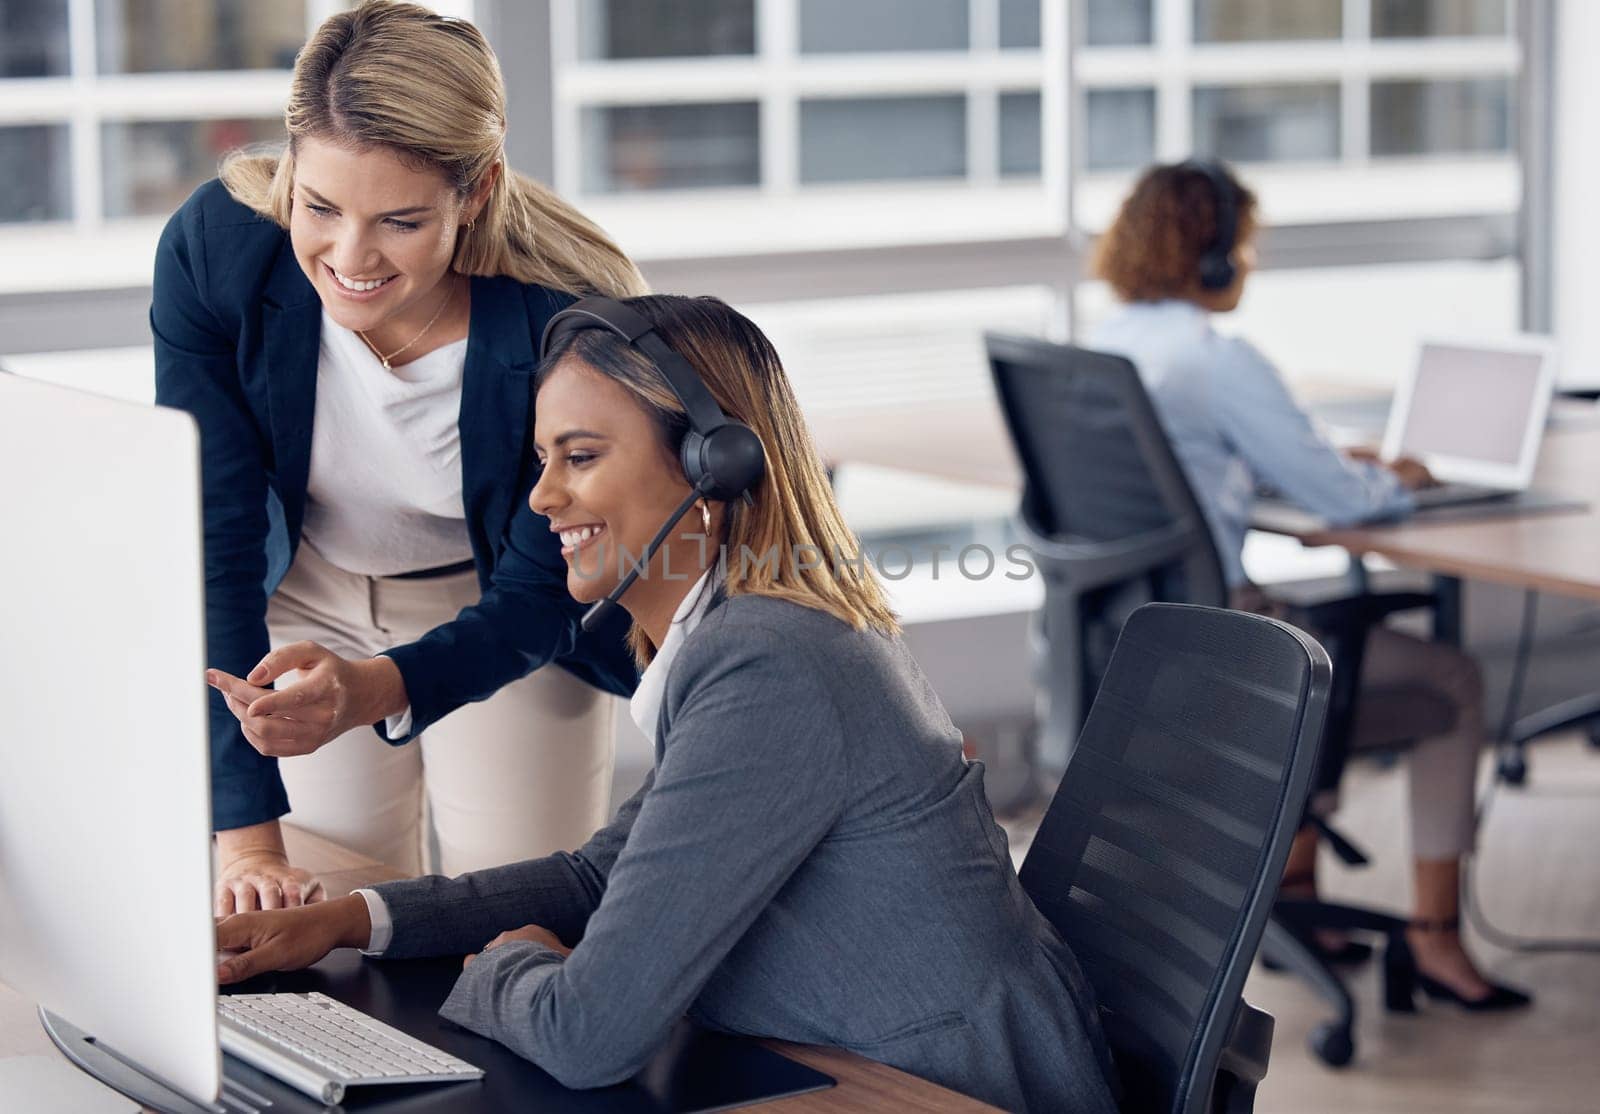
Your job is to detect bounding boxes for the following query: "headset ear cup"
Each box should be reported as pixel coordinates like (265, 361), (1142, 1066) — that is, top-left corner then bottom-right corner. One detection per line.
(693, 423), (766, 503)
(1199, 252), (1235, 291)
(679, 429), (708, 490)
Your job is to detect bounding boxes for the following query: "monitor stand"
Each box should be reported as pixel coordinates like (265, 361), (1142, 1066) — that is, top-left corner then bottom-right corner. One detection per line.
(40, 1009), (230, 1114)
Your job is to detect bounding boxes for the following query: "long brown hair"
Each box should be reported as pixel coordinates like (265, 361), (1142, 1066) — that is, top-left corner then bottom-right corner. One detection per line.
(539, 296), (899, 665)
(219, 0), (645, 298)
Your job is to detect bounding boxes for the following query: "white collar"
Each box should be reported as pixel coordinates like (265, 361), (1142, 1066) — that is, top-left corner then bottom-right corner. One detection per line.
(627, 569), (719, 738)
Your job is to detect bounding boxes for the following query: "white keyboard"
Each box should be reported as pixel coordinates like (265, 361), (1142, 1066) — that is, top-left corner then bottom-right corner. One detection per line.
(217, 992), (483, 1105)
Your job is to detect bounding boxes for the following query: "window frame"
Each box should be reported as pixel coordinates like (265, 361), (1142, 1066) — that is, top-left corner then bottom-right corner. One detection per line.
(0, 0), (1543, 356)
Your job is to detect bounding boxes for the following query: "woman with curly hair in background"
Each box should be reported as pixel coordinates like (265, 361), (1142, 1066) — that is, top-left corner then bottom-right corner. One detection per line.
(1086, 159), (1529, 1012)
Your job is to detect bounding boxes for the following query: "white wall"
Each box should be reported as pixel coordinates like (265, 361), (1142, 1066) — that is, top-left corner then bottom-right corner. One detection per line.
(1077, 259), (1522, 393)
(1552, 0), (1600, 387)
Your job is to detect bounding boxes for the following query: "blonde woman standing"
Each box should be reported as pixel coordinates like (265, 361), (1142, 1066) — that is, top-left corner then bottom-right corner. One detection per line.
(153, 1), (645, 913)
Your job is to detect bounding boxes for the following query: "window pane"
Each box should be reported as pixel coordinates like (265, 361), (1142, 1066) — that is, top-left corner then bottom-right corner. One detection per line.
(2, 0), (70, 77)
(800, 96), (966, 183)
(1193, 0), (1341, 42)
(999, 0), (1041, 49)
(95, 0), (306, 74)
(1370, 78), (1513, 156)
(1086, 88), (1155, 170)
(581, 103), (759, 193)
(1086, 0), (1154, 46)
(101, 118), (282, 218)
(999, 92), (1041, 177)
(799, 0), (967, 53)
(1372, 0), (1507, 38)
(1193, 84), (1341, 162)
(576, 0), (755, 60)
(0, 124), (72, 223)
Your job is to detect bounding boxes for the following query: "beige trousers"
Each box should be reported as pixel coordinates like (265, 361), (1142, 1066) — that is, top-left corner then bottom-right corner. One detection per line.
(265, 542), (615, 876)
(1232, 586), (1482, 860)
(1341, 625), (1483, 861)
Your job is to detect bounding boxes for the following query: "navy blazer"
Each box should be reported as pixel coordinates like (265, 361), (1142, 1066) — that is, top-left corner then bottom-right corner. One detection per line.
(152, 180), (638, 832)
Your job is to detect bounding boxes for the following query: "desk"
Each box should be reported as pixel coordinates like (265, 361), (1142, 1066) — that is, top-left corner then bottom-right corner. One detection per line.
(1272, 428), (1600, 602)
(0, 825), (998, 1114)
(813, 397), (1600, 604)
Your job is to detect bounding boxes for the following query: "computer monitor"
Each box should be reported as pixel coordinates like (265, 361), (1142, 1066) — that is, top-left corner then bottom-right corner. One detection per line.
(0, 374), (221, 1110)
(1381, 334), (1558, 490)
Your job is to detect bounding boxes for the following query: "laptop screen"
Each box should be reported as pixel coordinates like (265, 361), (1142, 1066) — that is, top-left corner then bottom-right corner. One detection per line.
(1396, 343), (1547, 467)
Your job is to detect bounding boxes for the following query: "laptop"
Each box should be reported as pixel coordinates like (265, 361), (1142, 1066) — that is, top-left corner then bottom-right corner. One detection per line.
(1381, 335), (1558, 509)
(0, 373), (834, 1114)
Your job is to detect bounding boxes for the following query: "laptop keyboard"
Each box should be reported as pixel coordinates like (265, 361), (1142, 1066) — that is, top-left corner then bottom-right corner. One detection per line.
(1410, 482), (1512, 507)
(218, 992), (481, 1104)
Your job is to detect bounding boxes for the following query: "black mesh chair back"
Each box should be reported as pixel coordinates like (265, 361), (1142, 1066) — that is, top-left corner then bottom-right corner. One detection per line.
(986, 334), (1228, 768)
(1019, 603), (1331, 1114)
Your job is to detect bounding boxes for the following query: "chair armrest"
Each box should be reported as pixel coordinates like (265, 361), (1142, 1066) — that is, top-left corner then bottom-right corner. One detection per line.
(1210, 999), (1274, 1114)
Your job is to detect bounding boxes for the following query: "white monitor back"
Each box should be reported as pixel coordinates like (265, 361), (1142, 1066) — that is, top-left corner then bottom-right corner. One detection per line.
(1381, 335), (1557, 489)
(0, 374), (219, 1106)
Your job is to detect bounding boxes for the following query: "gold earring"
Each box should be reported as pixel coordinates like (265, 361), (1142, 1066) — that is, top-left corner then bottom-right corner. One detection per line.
(466, 217), (476, 233)
(698, 500), (711, 533)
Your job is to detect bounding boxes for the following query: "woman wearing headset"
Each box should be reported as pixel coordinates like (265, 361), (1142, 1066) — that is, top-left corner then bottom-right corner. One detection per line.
(211, 295), (1120, 1114)
(1086, 160), (1528, 1011)
(156, 1), (642, 914)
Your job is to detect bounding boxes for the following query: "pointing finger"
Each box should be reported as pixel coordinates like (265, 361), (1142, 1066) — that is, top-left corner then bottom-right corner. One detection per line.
(209, 670), (273, 705)
(249, 642), (326, 686)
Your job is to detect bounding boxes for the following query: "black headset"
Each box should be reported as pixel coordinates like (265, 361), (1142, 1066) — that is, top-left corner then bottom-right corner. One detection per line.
(1183, 158), (1240, 291)
(539, 296), (766, 504)
(539, 296), (767, 633)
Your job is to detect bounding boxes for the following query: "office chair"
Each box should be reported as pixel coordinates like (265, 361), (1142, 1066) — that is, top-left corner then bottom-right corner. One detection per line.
(1019, 603), (1329, 1114)
(1500, 691), (1600, 782)
(987, 334), (1445, 1067)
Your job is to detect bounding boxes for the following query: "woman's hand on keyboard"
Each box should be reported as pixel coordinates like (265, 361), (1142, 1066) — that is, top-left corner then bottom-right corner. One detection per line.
(216, 894), (373, 985)
(1388, 456), (1437, 490)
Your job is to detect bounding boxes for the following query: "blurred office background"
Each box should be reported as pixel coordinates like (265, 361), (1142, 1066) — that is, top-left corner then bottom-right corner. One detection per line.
(2, 0), (1562, 388)
(4, 4), (1599, 1106)
(5, 0), (1589, 725)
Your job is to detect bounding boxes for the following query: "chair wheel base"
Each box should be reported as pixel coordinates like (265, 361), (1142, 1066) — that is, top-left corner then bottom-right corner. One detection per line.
(1308, 1022), (1354, 1068)
(1496, 751), (1528, 786)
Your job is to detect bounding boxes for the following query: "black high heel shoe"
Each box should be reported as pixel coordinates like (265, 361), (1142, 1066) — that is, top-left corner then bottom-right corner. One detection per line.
(1406, 917), (1533, 1012)
(1413, 971), (1532, 1011)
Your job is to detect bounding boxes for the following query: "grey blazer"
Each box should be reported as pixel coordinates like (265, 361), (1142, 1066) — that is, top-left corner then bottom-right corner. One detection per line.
(371, 594), (1118, 1113)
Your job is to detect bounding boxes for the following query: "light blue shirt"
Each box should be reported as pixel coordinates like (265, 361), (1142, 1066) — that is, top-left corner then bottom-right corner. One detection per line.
(1086, 299), (1412, 587)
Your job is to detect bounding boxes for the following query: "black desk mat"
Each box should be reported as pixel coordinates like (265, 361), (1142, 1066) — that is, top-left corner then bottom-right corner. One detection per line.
(220, 950), (834, 1113)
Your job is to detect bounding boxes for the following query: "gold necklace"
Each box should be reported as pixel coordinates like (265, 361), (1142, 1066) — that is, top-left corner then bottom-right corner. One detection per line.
(357, 282), (456, 370)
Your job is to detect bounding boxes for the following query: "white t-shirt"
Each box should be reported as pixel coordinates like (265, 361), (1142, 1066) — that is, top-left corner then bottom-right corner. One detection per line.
(302, 310), (475, 576)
